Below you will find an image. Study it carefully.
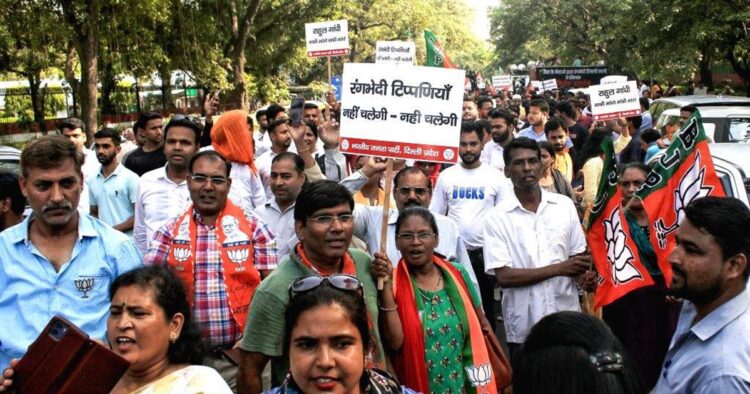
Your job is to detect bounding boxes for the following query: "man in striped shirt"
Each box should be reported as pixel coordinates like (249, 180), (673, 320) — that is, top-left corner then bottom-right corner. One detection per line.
(145, 150), (278, 390)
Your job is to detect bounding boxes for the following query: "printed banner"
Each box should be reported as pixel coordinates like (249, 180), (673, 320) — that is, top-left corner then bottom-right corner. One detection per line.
(542, 79), (558, 92)
(305, 20), (350, 57)
(492, 75), (512, 91)
(600, 75), (628, 85)
(534, 66), (609, 88)
(339, 63), (464, 163)
(376, 41), (415, 65)
(590, 81), (641, 121)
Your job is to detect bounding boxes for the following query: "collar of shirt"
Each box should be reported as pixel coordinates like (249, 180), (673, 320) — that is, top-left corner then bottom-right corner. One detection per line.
(689, 288), (750, 341)
(266, 197), (295, 215)
(386, 207), (399, 225)
(8, 213), (97, 246)
(499, 187), (558, 213)
(97, 161), (126, 180)
(156, 164), (187, 186)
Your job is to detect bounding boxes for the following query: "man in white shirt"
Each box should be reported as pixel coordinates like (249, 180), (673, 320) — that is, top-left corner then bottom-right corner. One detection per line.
(255, 119), (294, 199)
(133, 117), (200, 253)
(483, 137), (596, 355)
(59, 118), (99, 215)
(430, 122), (508, 325)
(481, 108), (515, 172)
(253, 152), (306, 260)
(345, 164), (480, 295)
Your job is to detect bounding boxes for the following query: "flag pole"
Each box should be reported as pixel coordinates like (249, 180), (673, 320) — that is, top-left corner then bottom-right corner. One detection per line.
(582, 204), (602, 318)
(377, 159), (394, 290)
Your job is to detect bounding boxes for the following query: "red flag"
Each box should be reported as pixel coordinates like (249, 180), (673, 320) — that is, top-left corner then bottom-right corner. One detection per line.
(586, 138), (655, 306)
(636, 112), (726, 285)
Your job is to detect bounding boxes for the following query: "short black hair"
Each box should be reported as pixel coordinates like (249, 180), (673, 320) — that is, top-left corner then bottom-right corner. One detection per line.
(188, 150), (232, 176)
(489, 108), (516, 128)
(538, 141), (556, 159)
(303, 102), (319, 110)
(461, 121), (484, 142)
(513, 311), (645, 394)
(680, 105), (698, 114)
(476, 95), (493, 108)
(0, 171), (25, 215)
(304, 120), (318, 139)
(294, 180), (354, 222)
(58, 117), (86, 133)
(110, 266), (204, 365)
(93, 128), (122, 146)
(617, 162), (650, 178)
(393, 166), (431, 190)
(395, 206), (438, 236)
(266, 104), (286, 121)
(684, 197), (750, 281)
(556, 100), (576, 119)
(529, 98), (549, 113)
(283, 282), (371, 359)
(626, 115), (642, 130)
(640, 128), (661, 144)
(267, 118), (289, 135)
(272, 152), (305, 174)
(639, 97), (650, 110)
(134, 112), (162, 131)
(544, 116), (568, 135)
(164, 117), (201, 143)
(504, 137), (541, 166)
(255, 109), (267, 123)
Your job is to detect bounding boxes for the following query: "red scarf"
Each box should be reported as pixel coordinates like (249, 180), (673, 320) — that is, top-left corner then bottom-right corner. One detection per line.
(167, 200), (261, 332)
(393, 255), (497, 394)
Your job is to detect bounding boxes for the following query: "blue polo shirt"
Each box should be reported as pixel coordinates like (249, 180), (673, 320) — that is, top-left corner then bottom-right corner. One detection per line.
(517, 126), (574, 148)
(88, 163), (139, 236)
(0, 214), (143, 368)
(654, 287), (750, 393)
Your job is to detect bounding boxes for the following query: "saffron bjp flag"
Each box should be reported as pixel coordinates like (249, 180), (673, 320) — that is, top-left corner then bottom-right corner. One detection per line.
(586, 138), (655, 306)
(424, 29), (456, 68)
(635, 112), (725, 286)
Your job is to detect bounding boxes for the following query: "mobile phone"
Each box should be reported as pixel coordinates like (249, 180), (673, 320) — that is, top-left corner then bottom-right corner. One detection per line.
(13, 316), (130, 393)
(290, 97), (305, 126)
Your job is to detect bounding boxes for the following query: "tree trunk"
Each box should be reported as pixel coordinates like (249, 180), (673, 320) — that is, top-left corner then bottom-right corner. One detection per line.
(100, 58), (117, 115)
(698, 47), (714, 91)
(158, 66), (174, 111)
(64, 42), (80, 117)
(27, 70), (47, 133)
(78, 36), (98, 145)
(229, 47), (247, 109)
(726, 48), (750, 97)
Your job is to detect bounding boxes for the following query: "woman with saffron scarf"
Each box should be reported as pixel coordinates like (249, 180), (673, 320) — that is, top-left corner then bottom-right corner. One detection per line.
(371, 207), (498, 394)
(210, 110), (266, 209)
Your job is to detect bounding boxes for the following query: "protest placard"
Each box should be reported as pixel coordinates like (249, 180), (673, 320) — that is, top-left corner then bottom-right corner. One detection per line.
(590, 81), (642, 121)
(530, 80), (542, 92)
(492, 75), (512, 91)
(305, 20), (349, 57)
(339, 63), (464, 163)
(542, 79), (558, 92)
(375, 41), (415, 65)
(600, 75), (628, 85)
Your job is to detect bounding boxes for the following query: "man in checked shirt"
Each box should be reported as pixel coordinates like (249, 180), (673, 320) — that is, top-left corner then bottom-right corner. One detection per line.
(145, 150), (278, 390)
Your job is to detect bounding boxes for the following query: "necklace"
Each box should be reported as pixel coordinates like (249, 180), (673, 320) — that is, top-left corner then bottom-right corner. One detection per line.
(418, 272), (442, 306)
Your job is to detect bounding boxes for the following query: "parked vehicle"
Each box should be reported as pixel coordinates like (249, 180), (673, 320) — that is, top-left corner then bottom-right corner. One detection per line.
(654, 107), (750, 143)
(710, 144), (750, 206)
(649, 95), (750, 122)
(0, 145), (21, 174)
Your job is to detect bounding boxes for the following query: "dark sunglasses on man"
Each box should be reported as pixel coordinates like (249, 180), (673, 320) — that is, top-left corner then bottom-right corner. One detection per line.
(288, 274), (363, 298)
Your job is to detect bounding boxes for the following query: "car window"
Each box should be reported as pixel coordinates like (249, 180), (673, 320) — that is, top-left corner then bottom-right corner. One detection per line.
(0, 160), (20, 174)
(727, 118), (750, 143)
(703, 123), (716, 142)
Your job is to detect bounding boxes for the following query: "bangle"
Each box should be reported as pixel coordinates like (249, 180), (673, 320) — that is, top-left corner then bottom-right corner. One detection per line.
(357, 169), (370, 179)
(378, 303), (398, 312)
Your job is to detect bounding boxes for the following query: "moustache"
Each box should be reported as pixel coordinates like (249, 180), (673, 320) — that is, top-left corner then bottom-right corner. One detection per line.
(43, 202), (73, 212)
(403, 200), (421, 208)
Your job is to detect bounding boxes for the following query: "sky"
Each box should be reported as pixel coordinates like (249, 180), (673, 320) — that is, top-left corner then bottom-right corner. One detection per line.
(466, 0), (496, 40)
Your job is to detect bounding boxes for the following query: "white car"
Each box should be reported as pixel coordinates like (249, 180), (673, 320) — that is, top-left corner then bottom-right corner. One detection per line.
(0, 145), (21, 174)
(655, 107), (750, 143)
(710, 144), (750, 206)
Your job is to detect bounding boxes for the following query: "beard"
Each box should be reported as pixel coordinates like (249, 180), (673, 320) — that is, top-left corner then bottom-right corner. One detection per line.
(460, 152), (480, 166)
(492, 132), (510, 144)
(97, 153), (115, 165)
(668, 266), (724, 305)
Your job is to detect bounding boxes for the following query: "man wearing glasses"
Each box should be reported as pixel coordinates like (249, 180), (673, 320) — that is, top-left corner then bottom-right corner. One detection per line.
(238, 180), (388, 394)
(145, 150), (278, 390)
(342, 164), (479, 295)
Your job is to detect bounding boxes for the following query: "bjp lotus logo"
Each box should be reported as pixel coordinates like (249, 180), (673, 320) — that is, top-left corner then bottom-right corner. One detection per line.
(466, 363), (492, 393)
(227, 249), (249, 270)
(603, 206), (642, 284)
(655, 151), (713, 248)
(173, 247), (191, 262)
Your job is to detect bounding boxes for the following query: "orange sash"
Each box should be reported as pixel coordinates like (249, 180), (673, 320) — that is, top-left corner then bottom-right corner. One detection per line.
(167, 200), (261, 332)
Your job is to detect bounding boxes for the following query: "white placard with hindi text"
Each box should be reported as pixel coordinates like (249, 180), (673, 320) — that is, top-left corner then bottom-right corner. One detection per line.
(375, 41), (415, 65)
(530, 80), (542, 92)
(600, 75), (628, 85)
(492, 75), (512, 90)
(305, 20), (350, 57)
(590, 81), (642, 121)
(339, 63), (465, 163)
(542, 79), (558, 92)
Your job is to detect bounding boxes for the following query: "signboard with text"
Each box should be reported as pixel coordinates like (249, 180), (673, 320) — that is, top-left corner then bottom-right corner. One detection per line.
(339, 63), (464, 163)
(534, 66), (609, 88)
(375, 41), (415, 65)
(492, 75), (512, 90)
(542, 78), (558, 92)
(305, 20), (350, 57)
(590, 81), (642, 121)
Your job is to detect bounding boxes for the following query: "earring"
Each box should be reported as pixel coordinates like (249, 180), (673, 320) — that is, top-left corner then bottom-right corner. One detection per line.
(170, 333), (178, 343)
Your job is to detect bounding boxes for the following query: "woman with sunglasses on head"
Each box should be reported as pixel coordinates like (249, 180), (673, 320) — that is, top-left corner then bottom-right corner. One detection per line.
(265, 276), (415, 394)
(371, 206), (500, 394)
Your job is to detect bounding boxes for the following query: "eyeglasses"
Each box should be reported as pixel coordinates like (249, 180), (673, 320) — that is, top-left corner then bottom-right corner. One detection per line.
(190, 174), (228, 185)
(307, 214), (354, 226)
(396, 232), (436, 242)
(171, 114), (203, 126)
(396, 187), (430, 196)
(289, 274), (363, 298)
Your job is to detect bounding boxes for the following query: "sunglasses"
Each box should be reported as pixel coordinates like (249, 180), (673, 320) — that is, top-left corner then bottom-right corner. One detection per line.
(171, 114), (203, 126)
(289, 274), (363, 298)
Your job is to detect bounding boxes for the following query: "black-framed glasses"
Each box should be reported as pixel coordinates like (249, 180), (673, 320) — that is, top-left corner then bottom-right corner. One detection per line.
(396, 232), (436, 242)
(307, 214), (354, 226)
(289, 274), (363, 298)
(190, 174), (228, 185)
(396, 187), (431, 196)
